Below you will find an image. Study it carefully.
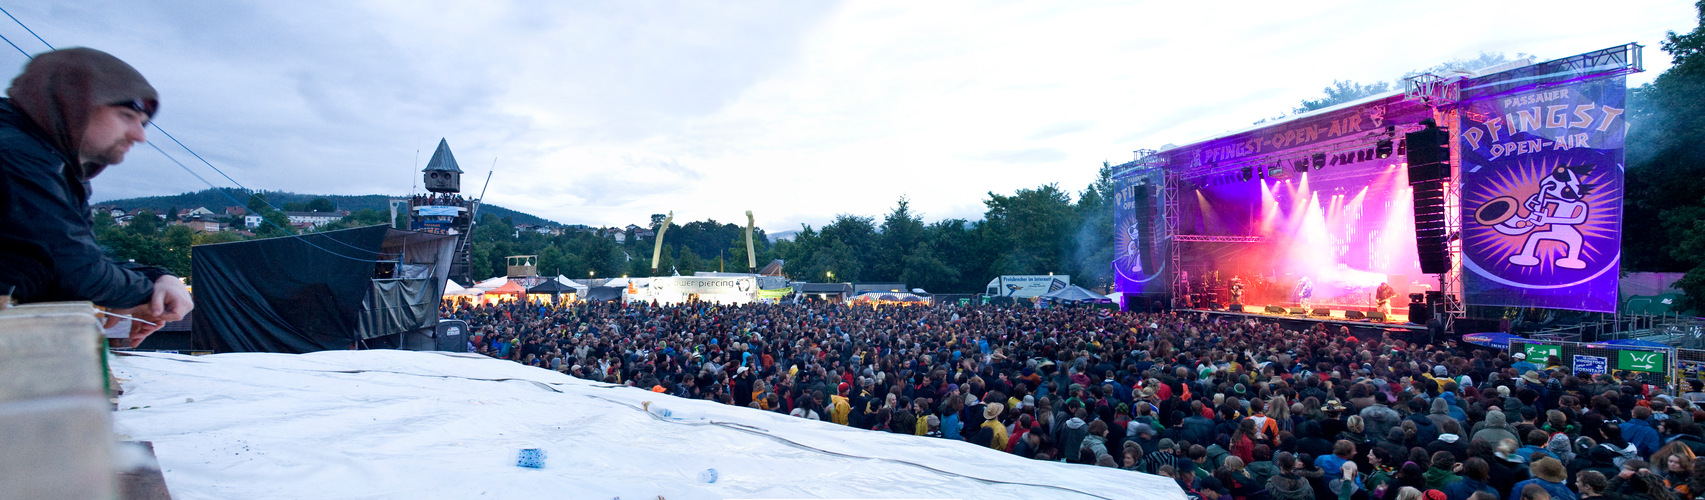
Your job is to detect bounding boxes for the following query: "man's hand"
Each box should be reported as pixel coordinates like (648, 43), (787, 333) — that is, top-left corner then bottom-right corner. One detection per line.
(148, 275), (193, 323)
(113, 275), (193, 347)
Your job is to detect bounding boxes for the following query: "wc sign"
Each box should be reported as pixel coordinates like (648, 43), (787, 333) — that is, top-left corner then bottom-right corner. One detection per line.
(1617, 350), (1666, 373)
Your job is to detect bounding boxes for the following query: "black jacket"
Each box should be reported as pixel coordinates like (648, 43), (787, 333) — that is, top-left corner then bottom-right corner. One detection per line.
(0, 99), (165, 306)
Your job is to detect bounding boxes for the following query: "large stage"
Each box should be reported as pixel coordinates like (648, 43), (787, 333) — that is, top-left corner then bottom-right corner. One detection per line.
(1113, 45), (1642, 333)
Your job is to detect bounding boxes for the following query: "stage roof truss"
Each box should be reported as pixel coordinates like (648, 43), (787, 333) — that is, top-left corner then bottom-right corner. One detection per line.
(1172, 126), (1405, 183)
(1458, 43), (1643, 102)
(1173, 235), (1266, 243)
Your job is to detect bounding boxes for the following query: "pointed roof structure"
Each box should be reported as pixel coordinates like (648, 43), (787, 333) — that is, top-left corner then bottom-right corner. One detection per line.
(422, 138), (463, 173)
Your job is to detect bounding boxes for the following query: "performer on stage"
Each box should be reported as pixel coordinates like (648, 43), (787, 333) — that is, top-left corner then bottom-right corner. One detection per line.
(1374, 282), (1396, 318)
(1295, 277), (1314, 310)
(1228, 276), (1245, 305)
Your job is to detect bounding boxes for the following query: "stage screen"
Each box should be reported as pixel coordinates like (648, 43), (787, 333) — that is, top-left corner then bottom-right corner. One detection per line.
(1458, 70), (1625, 313)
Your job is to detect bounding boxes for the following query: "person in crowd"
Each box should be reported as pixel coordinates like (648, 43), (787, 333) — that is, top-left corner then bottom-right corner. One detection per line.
(446, 298), (1705, 498)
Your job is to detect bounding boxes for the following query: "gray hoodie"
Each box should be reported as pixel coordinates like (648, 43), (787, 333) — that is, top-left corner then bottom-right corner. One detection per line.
(1471, 410), (1519, 445)
(1547, 433), (1575, 464)
(1060, 417), (1088, 461)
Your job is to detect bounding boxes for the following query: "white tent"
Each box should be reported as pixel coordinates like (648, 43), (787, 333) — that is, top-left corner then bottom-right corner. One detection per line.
(473, 276), (509, 290)
(552, 275), (591, 295)
(443, 279), (483, 296)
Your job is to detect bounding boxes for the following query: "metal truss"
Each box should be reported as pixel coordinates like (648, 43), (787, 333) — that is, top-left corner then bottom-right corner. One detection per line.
(1442, 107), (1465, 331)
(1404, 73), (1461, 107)
(1458, 43), (1643, 102)
(1173, 235), (1267, 243)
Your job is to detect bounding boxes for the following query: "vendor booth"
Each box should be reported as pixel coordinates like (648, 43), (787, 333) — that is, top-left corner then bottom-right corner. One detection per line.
(648, 276), (756, 305)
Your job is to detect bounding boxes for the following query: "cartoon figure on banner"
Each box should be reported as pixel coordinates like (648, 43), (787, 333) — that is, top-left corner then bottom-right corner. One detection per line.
(1473, 165), (1594, 270)
(1124, 222), (1145, 275)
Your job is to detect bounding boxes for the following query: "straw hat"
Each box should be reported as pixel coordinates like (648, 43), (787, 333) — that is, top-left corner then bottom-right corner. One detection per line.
(984, 402), (1005, 420)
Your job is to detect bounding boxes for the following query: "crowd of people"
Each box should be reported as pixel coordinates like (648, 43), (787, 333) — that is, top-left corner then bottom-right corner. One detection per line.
(446, 298), (1705, 500)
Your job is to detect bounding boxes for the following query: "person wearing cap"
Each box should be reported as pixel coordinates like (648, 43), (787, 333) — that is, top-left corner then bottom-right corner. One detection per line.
(0, 47), (192, 346)
(1139, 438), (1181, 474)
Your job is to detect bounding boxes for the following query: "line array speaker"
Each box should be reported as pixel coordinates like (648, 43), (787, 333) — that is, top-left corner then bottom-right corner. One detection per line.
(1406, 119), (1452, 274)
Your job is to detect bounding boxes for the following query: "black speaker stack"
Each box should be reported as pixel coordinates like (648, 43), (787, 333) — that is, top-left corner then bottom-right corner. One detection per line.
(1406, 120), (1452, 274)
(1133, 184), (1156, 273)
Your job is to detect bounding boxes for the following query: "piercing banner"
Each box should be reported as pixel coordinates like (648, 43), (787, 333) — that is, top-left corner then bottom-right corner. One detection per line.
(1457, 74), (1625, 313)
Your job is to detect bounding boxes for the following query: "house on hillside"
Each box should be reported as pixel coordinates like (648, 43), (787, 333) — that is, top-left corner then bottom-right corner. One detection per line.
(244, 214), (263, 228)
(224, 206), (247, 216)
(180, 207), (216, 219)
(173, 216), (226, 232)
(91, 205), (126, 219)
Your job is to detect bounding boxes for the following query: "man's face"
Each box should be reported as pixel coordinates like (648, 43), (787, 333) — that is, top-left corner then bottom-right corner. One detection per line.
(80, 104), (148, 165)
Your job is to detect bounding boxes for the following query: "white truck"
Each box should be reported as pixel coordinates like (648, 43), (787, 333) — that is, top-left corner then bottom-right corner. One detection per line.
(984, 275), (1071, 298)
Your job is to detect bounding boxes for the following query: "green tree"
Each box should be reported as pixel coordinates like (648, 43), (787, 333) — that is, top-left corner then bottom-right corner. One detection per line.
(877, 196), (926, 280)
(1294, 80), (1393, 114)
(1626, 3), (1705, 310)
(983, 184), (1075, 276)
(127, 210), (163, 236)
(305, 198), (336, 213)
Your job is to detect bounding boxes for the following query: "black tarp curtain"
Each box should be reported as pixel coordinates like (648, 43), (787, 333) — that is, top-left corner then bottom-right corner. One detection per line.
(191, 225), (453, 353)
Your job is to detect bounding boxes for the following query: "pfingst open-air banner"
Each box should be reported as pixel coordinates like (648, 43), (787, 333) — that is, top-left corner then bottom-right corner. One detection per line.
(1458, 74), (1625, 313)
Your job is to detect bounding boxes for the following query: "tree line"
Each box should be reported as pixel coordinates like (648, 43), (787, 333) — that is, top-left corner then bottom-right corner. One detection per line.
(458, 163), (1117, 293)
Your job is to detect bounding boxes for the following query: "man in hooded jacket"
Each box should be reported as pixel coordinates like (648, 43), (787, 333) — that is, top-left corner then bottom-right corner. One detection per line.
(0, 47), (191, 345)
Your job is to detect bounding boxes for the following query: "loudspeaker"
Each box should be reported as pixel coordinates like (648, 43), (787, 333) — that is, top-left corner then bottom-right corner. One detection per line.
(1265, 305), (1289, 314)
(1206, 302), (1223, 311)
(1229, 304), (1244, 312)
(1407, 300), (1430, 324)
(1133, 185), (1156, 272)
(1367, 311), (1387, 321)
(1405, 120), (1450, 168)
(1344, 310), (1366, 320)
(1312, 307), (1331, 317)
(1407, 120), (1452, 275)
(1288, 307), (1307, 315)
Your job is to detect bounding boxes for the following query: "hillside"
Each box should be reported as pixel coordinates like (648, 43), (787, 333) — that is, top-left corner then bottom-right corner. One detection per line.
(96, 188), (561, 227)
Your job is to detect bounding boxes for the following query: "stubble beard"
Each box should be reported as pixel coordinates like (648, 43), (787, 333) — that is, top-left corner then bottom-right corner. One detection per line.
(83, 139), (131, 166)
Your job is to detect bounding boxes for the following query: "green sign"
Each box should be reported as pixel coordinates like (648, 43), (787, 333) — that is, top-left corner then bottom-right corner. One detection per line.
(1617, 350), (1666, 373)
(958, 298), (971, 306)
(1522, 344), (1561, 363)
(756, 287), (794, 299)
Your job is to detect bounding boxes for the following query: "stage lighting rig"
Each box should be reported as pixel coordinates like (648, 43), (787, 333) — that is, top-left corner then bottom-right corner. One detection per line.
(1312, 153), (1326, 170)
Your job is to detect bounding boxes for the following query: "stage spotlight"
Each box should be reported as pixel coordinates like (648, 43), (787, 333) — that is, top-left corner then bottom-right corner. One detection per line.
(1376, 138), (1393, 159)
(1293, 159), (1308, 173)
(1312, 153), (1326, 170)
(1241, 167), (1253, 182)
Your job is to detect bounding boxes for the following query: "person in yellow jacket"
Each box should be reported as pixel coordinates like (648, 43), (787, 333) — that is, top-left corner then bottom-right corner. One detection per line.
(981, 403), (1009, 450)
(829, 382), (852, 425)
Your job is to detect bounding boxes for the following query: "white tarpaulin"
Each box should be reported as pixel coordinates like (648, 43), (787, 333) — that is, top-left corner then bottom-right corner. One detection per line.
(111, 351), (1178, 500)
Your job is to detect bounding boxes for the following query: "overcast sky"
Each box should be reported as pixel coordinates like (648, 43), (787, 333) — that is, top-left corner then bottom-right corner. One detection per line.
(3, 1), (1693, 231)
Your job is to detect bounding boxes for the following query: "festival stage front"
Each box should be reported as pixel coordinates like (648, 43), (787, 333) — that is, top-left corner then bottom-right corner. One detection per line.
(1177, 306), (1426, 338)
